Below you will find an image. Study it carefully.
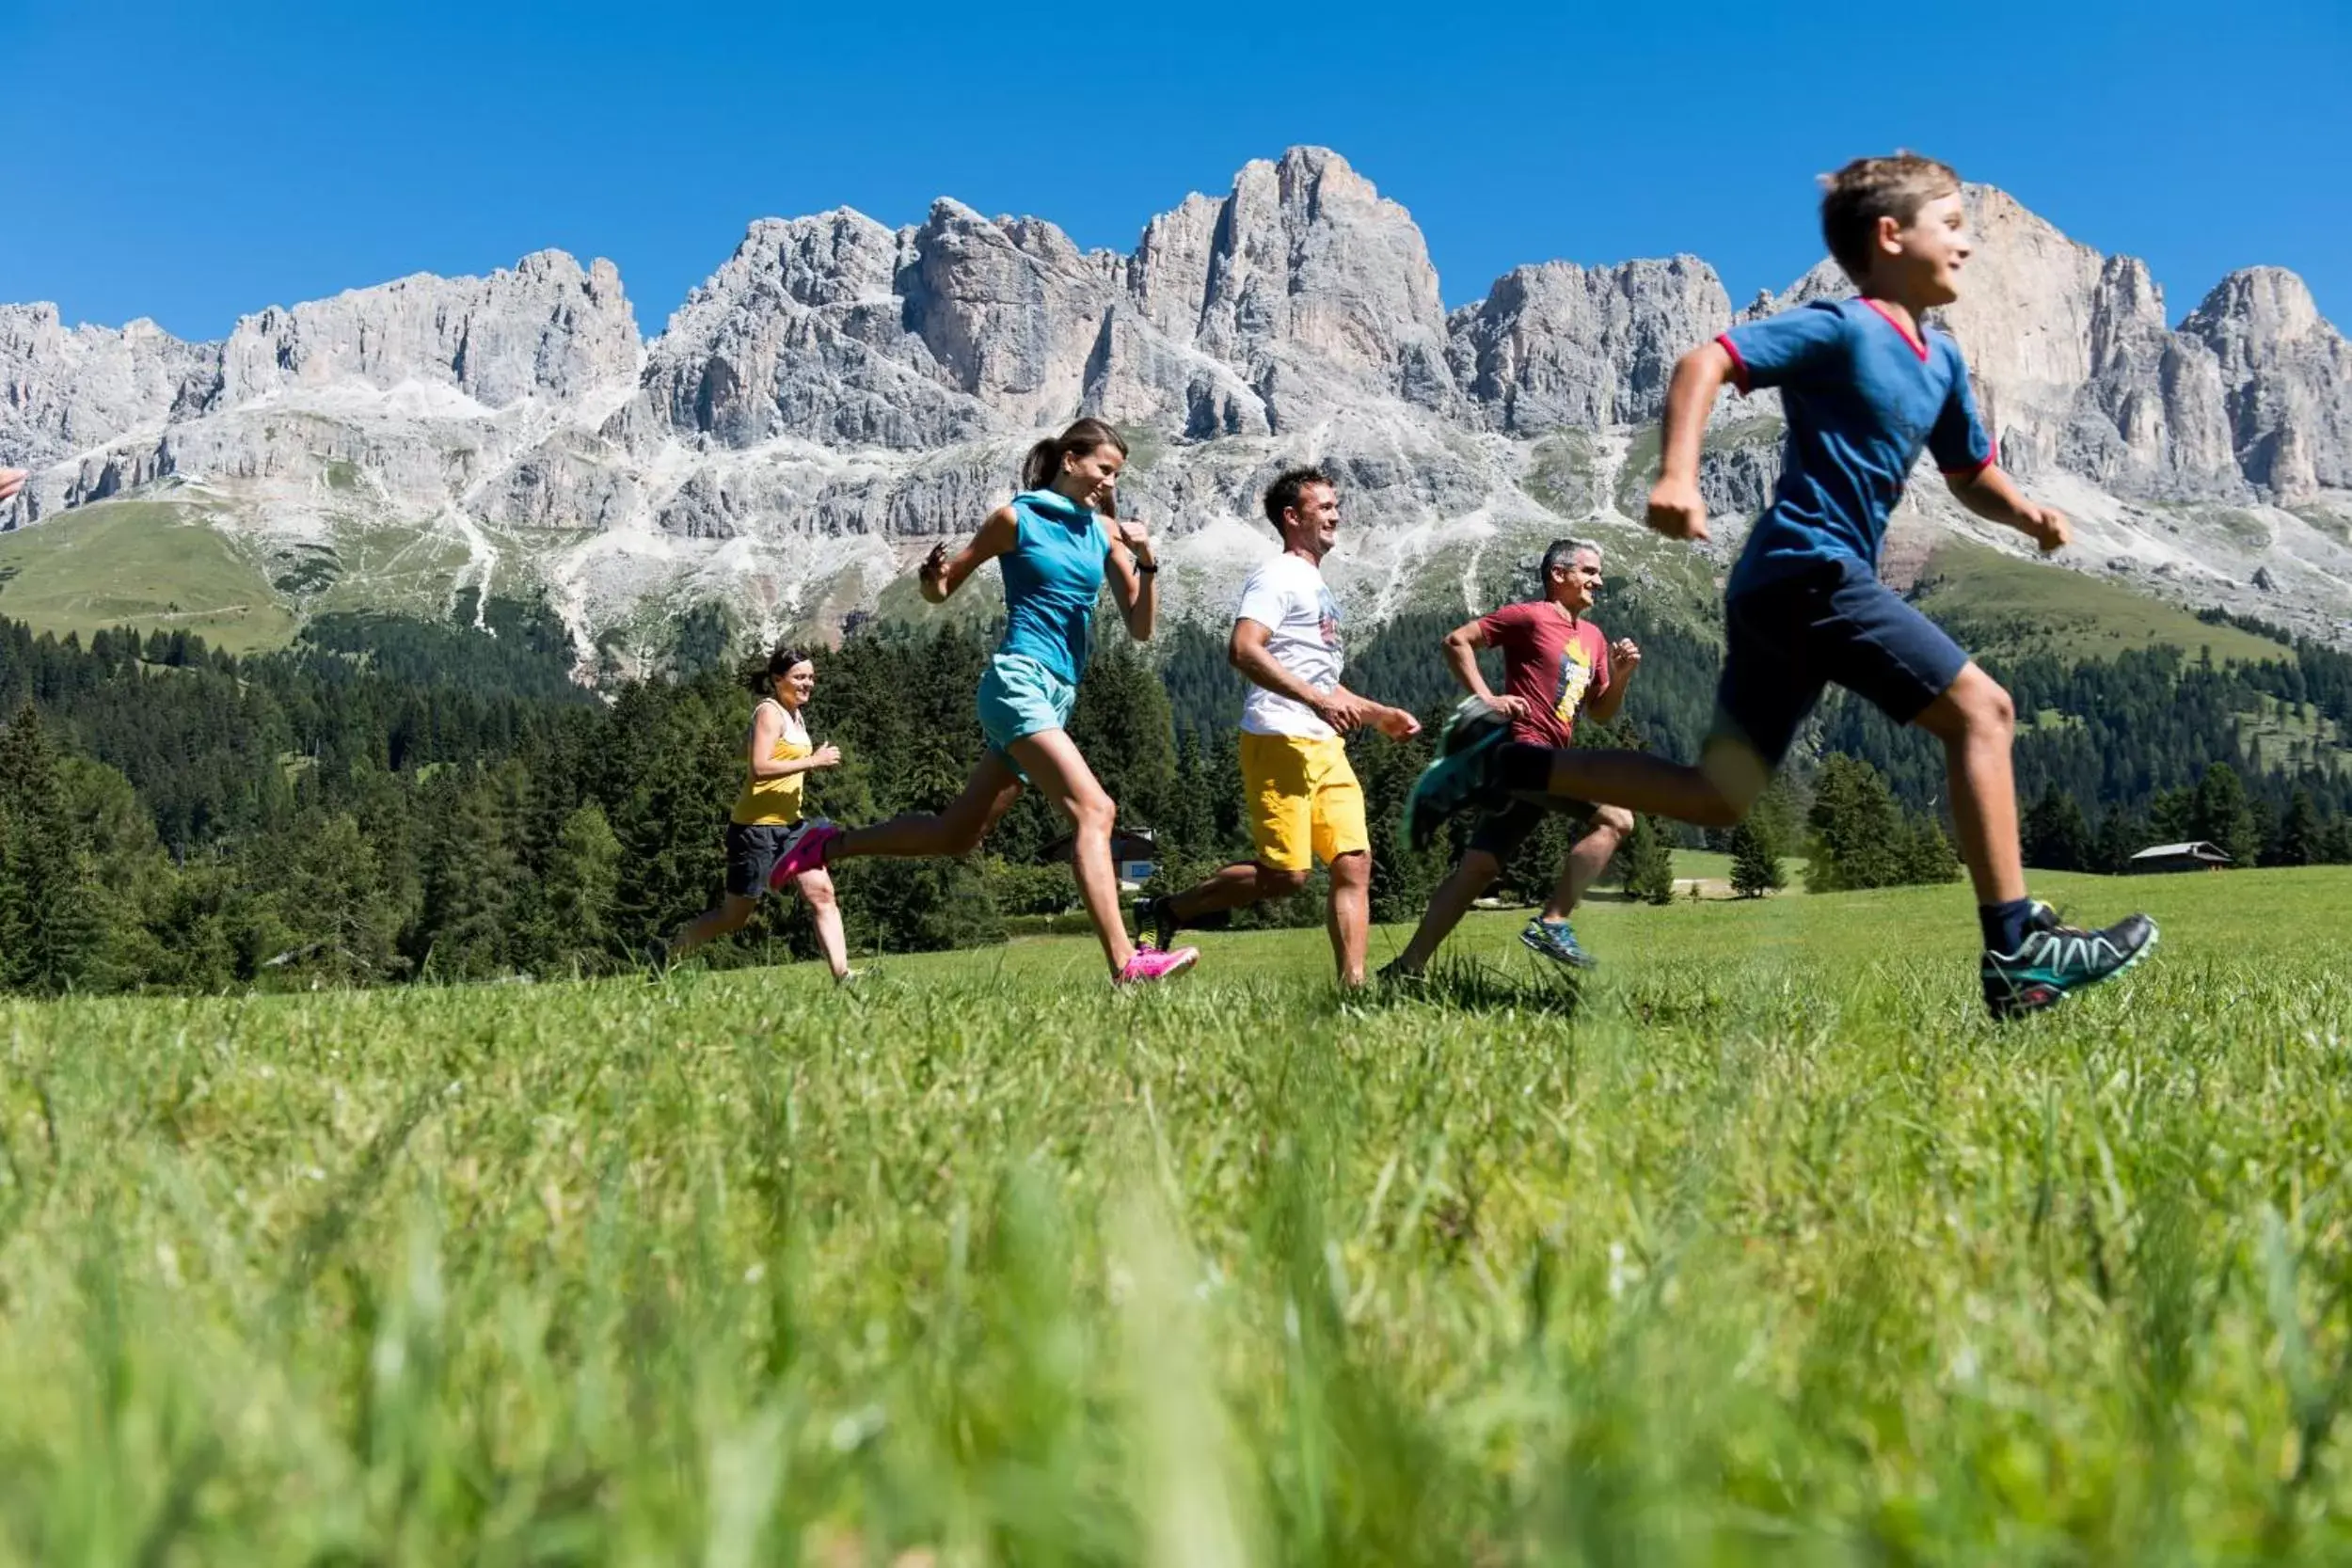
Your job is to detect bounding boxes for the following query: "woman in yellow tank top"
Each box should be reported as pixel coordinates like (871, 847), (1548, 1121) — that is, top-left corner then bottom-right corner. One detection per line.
(664, 644), (852, 980)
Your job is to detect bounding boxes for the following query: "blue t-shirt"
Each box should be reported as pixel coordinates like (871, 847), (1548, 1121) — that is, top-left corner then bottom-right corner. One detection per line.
(1717, 296), (1994, 597)
(996, 489), (1111, 685)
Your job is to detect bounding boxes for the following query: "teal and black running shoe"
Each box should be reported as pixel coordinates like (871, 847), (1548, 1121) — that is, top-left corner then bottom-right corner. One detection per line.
(1437, 694), (1511, 757)
(1401, 714), (1510, 851)
(1981, 901), (2158, 1019)
(1519, 917), (1597, 970)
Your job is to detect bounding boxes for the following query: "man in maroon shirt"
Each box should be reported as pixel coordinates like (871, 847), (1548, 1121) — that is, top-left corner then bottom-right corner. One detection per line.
(1385, 539), (1640, 976)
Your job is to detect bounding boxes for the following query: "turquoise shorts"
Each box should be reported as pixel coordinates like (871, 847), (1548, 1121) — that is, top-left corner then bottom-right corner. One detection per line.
(977, 653), (1077, 772)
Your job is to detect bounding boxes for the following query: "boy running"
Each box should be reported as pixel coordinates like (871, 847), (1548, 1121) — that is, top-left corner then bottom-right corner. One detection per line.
(1405, 153), (2155, 1018)
(1384, 539), (1638, 978)
(1137, 467), (1421, 989)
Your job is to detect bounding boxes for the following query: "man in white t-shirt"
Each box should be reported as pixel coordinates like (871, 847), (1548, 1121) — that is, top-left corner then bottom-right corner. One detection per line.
(1137, 467), (1421, 988)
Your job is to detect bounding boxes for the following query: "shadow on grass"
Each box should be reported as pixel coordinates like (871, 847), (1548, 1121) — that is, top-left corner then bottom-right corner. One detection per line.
(1374, 955), (1589, 1020)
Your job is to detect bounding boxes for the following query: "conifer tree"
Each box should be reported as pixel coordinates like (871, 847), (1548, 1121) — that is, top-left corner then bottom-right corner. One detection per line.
(1898, 814), (1963, 885)
(1069, 633), (1176, 834)
(2190, 761), (2258, 866)
(2022, 782), (2091, 871)
(1805, 755), (1905, 892)
(0, 704), (103, 994)
(1728, 816), (1784, 898)
(414, 771), (520, 980)
(2278, 787), (2324, 867)
(522, 801), (623, 974)
(1621, 814), (1676, 906)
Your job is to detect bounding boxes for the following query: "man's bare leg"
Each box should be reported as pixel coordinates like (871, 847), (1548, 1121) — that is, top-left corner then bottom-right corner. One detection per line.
(1539, 808), (1632, 922)
(1162, 861), (1308, 925)
(1327, 850), (1371, 988)
(1391, 849), (1504, 974)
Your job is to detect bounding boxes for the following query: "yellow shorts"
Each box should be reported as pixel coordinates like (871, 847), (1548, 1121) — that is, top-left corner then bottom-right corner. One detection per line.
(1239, 732), (1370, 873)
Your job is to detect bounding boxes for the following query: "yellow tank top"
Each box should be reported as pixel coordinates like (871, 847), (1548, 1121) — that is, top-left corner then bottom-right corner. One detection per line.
(729, 701), (812, 826)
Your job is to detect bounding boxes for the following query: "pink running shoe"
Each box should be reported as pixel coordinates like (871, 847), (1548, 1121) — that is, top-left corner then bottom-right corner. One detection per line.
(1116, 944), (1200, 985)
(766, 819), (842, 892)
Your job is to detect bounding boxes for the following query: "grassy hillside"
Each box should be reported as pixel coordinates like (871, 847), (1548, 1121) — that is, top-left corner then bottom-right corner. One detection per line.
(1913, 537), (2295, 665)
(5, 868), (2348, 1560)
(0, 501), (296, 653)
(294, 520), (480, 620)
(2236, 692), (2352, 780)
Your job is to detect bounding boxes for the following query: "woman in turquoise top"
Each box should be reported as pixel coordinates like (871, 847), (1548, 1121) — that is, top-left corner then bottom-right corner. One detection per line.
(765, 418), (1200, 986)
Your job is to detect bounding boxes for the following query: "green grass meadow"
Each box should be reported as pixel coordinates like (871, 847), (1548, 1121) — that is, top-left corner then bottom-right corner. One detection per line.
(1911, 541), (2293, 668)
(0, 502), (297, 655)
(5, 870), (2352, 1563)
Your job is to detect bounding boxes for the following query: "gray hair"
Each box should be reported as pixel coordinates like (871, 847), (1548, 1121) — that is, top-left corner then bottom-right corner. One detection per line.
(1540, 538), (1601, 578)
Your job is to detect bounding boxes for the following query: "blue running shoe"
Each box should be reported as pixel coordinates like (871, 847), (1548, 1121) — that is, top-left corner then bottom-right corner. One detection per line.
(1520, 917), (1597, 970)
(1400, 718), (1510, 851)
(1981, 901), (2158, 1019)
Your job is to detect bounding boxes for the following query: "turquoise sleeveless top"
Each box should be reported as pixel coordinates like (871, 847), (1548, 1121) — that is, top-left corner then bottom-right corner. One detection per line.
(996, 489), (1111, 685)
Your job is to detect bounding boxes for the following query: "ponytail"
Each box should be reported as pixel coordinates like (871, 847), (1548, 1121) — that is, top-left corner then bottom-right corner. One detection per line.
(1020, 417), (1128, 512)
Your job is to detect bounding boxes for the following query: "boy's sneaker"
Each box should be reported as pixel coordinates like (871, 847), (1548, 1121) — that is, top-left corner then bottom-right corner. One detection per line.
(766, 819), (842, 891)
(1437, 694), (1511, 757)
(1135, 894), (1179, 952)
(1375, 960), (1429, 991)
(1519, 917), (1597, 970)
(1116, 944), (1200, 986)
(1401, 721), (1510, 851)
(1981, 901), (2158, 1019)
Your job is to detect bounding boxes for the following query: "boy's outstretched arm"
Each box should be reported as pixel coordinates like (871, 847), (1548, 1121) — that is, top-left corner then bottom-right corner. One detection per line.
(1645, 343), (1735, 542)
(1945, 466), (2070, 554)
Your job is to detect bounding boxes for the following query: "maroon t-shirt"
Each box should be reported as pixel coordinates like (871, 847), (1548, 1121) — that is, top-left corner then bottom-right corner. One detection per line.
(1476, 601), (1612, 749)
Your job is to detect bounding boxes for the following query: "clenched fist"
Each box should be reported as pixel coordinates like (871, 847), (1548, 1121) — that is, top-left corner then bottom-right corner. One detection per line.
(918, 542), (951, 602)
(1611, 638), (1642, 675)
(1115, 515), (1155, 568)
(2022, 505), (2071, 554)
(1645, 476), (1708, 542)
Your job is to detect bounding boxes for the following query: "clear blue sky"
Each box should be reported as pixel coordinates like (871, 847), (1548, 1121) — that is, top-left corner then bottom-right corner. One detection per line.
(7, 0), (2347, 341)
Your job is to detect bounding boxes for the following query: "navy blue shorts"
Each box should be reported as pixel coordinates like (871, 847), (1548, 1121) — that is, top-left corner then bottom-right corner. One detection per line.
(1466, 793), (1597, 861)
(1712, 555), (1969, 768)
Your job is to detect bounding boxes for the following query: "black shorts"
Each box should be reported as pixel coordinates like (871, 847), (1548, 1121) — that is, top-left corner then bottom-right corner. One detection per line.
(1713, 555), (1969, 768)
(1466, 792), (1600, 861)
(724, 822), (798, 898)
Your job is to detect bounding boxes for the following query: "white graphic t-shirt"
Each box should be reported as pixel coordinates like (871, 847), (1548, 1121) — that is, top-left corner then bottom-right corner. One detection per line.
(1235, 552), (1344, 738)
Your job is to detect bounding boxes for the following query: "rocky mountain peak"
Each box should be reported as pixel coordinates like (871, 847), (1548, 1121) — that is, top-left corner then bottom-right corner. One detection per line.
(2191, 266), (2328, 343)
(1448, 255), (1731, 431)
(213, 248), (641, 412)
(3, 150), (2347, 656)
(2179, 265), (2352, 494)
(1186, 147), (1455, 421)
